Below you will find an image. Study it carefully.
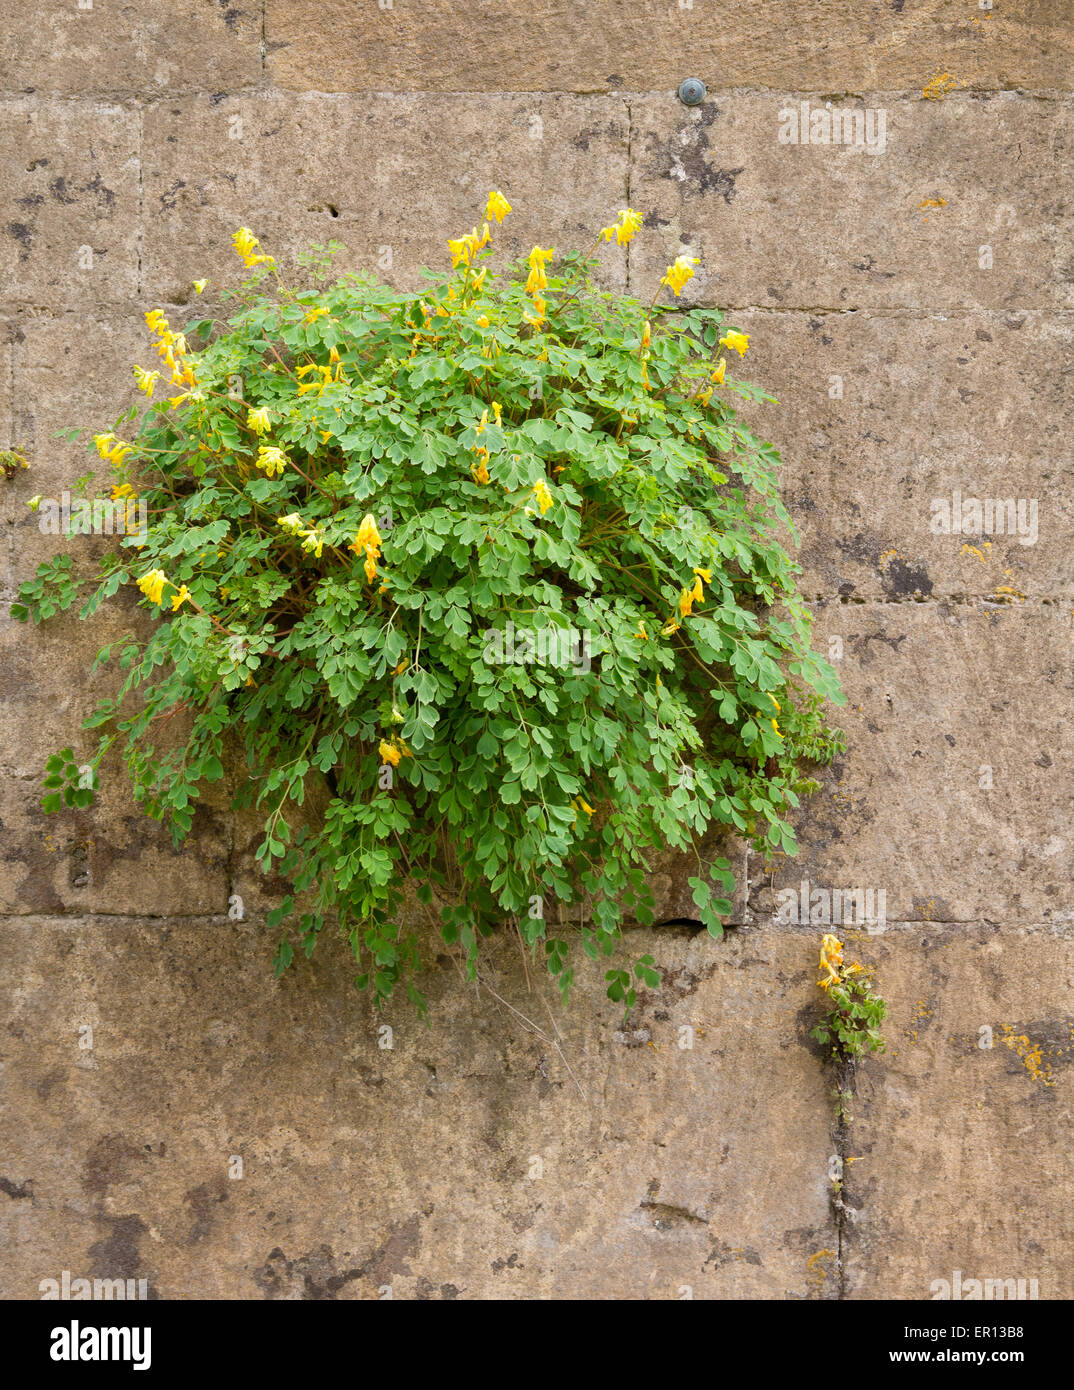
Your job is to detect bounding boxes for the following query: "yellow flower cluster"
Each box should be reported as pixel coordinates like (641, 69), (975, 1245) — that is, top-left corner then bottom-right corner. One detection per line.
(599, 208), (642, 245)
(485, 189), (512, 223)
(524, 245), (554, 328)
(247, 406), (272, 434)
(661, 255), (700, 297)
(256, 445), (289, 478)
(818, 933), (843, 990)
(532, 479), (554, 515)
(349, 512), (382, 584)
(470, 401), (501, 484)
(232, 226), (275, 270)
(378, 736), (411, 768)
(277, 512), (325, 559)
(448, 223), (490, 269)
(93, 432), (132, 466)
(136, 568), (190, 612)
(145, 308), (196, 391)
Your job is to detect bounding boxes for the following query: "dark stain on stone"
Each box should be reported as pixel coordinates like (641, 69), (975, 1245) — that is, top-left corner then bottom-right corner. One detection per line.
(7, 223), (33, 259)
(82, 1133), (149, 1196)
(48, 176), (77, 205)
(704, 1238), (762, 1269)
(255, 1208), (432, 1300)
(852, 254), (896, 279)
(36, 1067), (65, 1101)
(88, 1214), (154, 1293)
(881, 556), (933, 599)
(491, 1251), (521, 1273)
(1, 1176), (33, 1199)
(184, 1178), (229, 1244)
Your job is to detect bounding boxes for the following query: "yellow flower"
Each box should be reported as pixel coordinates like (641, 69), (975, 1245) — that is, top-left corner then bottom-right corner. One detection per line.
(709, 358), (726, 385)
(233, 226), (274, 269)
(635, 620), (648, 640)
(661, 255), (700, 296)
(524, 297), (547, 328)
(693, 566), (712, 583)
(256, 445), (289, 477)
(641, 319), (651, 348)
(93, 432), (131, 465)
(145, 309), (169, 335)
(525, 245), (555, 295)
(771, 718), (783, 739)
(476, 313), (490, 328)
(818, 933), (843, 990)
(133, 365), (160, 396)
(277, 513), (304, 534)
(719, 330), (750, 356)
(491, 401), (502, 423)
(678, 586), (695, 618)
(599, 207), (642, 245)
(192, 279), (208, 294)
(170, 584), (191, 612)
(137, 569), (167, 605)
(302, 306), (329, 325)
(485, 190), (512, 224)
(350, 513), (383, 583)
(532, 479), (553, 515)
(769, 693), (781, 713)
(247, 406), (272, 434)
(470, 267), (487, 292)
(474, 409), (489, 436)
(471, 460), (491, 485)
(299, 526), (325, 559)
(379, 740), (401, 768)
(110, 483), (136, 500)
(696, 387), (712, 407)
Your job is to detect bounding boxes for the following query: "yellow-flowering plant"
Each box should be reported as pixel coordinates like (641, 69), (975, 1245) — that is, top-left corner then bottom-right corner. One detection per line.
(811, 934), (887, 1059)
(14, 192), (844, 1016)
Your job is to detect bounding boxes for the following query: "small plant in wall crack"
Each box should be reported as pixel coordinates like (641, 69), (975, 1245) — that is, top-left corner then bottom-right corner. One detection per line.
(13, 189), (844, 1016)
(811, 933), (888, 1060)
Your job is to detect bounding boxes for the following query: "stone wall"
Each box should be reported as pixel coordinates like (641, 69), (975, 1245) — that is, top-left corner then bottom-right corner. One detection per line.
(1, 1), (1071, 1299)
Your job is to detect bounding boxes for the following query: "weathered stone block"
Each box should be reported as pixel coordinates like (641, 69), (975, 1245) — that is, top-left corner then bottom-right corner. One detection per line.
(0, 99), (140, 307)
(141, 93), (630, 301)
(264, 0), (1074, 95)
(727, 308), (1074, 600)
(842, 925), (1074, 1300)
(629, 93), (1074, 312)
(0, 917), (835, 1297)
(749, 601), (1074, 927)
(0, 0), (262, 95)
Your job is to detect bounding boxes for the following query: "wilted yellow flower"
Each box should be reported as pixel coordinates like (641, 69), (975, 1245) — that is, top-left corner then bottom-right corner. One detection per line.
(524, 296), (547, 328)
(137, 569), (167, 605)
(170, 584), (191, 612)
(485, 190), (512, 223)
(661, 255), (700, 296)
(247, 406), (272, 434)
(256, 445), (289, 477)
(532, 479), (553, 514)
(720, 330), (750, 356)
(132, 365), (160, 396)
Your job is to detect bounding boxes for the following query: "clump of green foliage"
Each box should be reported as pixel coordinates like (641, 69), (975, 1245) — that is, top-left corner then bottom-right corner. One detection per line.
(13, 193), (844, 1016)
